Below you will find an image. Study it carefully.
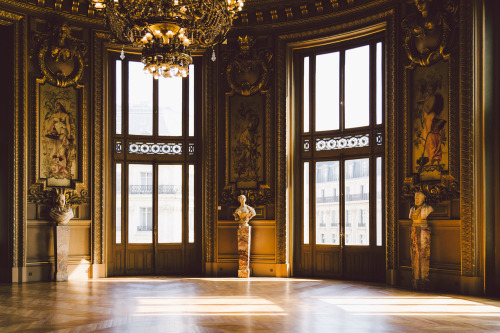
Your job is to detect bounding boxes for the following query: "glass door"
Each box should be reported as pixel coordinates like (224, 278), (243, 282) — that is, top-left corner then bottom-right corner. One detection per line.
(296, 37), (385, 281)
(110, 54), (201, 276)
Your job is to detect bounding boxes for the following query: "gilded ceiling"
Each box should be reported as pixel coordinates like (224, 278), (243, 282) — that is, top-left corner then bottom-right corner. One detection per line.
(2, 0), (366, 27)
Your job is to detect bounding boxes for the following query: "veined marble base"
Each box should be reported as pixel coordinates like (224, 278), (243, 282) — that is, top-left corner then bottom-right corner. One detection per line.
(55, 225), (70, 282)
(237, 224), (251, 278)
(410, 222), (431, 290)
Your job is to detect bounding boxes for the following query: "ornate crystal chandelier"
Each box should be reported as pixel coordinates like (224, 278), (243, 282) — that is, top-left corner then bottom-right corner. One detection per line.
(92, 0), (244, 78)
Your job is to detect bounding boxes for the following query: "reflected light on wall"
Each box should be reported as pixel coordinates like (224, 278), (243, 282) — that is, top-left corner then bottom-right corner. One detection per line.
(318, 297), (500, 316)
(134, 296), (285, 316)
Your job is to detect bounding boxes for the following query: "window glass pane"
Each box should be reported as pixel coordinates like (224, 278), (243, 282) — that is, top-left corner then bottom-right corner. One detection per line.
(315, 52), (340, 131)
(129, 62), (153, 135)
(376, 42), (383, 125)
(303, 162), (309, 244)
(188, 164), (194, 243)
(189, 64), (195, 137)
(345, 45), (370, 129)
(315, 161), (340, 245)
(303, 57), (310, 133)
(128, 164), (153, 244)
(376, 157), (382, 246)
(345, 158), (369, 246)
(116, 60), (122, 134)
(115, 163), (122, 243)
(158, 165), (183, 243)
(159, 76), (183, 136)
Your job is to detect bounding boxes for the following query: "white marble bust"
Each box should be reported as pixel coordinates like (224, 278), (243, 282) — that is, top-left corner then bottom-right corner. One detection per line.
(49, 193), (74, 225)
(233, 195), (256, 226)
(409, 192), (433, 222)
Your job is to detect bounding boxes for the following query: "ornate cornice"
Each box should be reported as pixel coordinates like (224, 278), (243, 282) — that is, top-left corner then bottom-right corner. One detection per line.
(233, 0), (395, 31)
(0, 0), (104, 26)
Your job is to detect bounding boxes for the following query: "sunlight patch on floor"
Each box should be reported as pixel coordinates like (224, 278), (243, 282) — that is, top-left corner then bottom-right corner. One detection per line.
(318, 296), (500, 316)
(135, 296), (285, 315)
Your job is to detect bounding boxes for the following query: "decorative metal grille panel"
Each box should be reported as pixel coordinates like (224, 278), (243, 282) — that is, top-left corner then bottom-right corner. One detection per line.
(315, 134), (369, 151)
(303, 139), (310, 152)
(128, 142), (183, 155)
(115, 141), (123, 154)
(376, 132), (383, 146)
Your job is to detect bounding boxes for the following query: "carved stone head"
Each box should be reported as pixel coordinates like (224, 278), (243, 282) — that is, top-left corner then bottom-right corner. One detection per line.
(56, 193), (66, 208)
(238, 194), (247, 206)
(414, 192), (425, 206)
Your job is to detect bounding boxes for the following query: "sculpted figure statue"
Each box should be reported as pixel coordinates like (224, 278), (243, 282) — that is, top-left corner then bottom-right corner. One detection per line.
(233, 195), (256, 226)
(409, 192), (433, 221)
(49, 193), (74, 225)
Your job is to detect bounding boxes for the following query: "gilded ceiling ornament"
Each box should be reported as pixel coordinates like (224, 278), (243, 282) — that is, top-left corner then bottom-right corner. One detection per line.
(226, 35), (273, 96)
(402, 0), (458, 68)
(32, 22), (87, 87)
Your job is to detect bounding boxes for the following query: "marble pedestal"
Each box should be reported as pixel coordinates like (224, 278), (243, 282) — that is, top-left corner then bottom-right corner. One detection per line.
(410, 221), (431, 290)
(54, 225), (70, 282)
(237, 224), (251, 278)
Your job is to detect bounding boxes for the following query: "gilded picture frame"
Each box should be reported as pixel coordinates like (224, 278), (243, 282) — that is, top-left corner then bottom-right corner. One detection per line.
(411, 60), (449, 181)
(30, 77), (88, 194)
(403, 59), (459, 203)
(221, 89), (274, 206)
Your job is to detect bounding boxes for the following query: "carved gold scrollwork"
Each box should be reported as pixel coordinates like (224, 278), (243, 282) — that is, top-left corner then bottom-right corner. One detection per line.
(402, 0), (458, 68)
(28, 184), (89, 205)
(32, 22), (87, 87)
(401, 176), (459, 205)
(226, 35), (273, 96)
(220, 185), (274, 207)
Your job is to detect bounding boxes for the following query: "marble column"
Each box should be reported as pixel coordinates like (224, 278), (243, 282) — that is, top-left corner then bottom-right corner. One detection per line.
(55, 225), (70, 282)
(238, 224), (251, 278)
(410, 221), (431, 290)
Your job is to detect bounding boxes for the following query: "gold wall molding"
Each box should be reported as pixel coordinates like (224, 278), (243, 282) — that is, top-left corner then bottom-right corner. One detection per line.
(92, 30), (109, 265)
(457, 0), (475, 277)
(385, 12), (397, 272)
(278, 9), (396, 267)
(1, 7), (28, 271)
(204, 55), (218, 264)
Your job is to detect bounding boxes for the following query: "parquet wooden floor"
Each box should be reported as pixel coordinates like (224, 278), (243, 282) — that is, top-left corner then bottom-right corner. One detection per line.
(1, 277), (500, 332)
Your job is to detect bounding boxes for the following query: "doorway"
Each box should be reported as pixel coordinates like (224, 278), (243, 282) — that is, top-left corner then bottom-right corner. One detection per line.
(293, 36), (386, 281)
(109, 54), (202, 275)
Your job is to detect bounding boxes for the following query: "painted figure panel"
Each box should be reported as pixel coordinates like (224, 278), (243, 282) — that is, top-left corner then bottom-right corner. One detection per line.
(40, 84), (78, 187)
(229, 94), (264, 188)
(411, 60), (449, 181)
